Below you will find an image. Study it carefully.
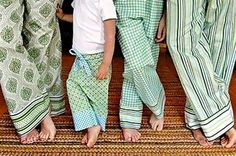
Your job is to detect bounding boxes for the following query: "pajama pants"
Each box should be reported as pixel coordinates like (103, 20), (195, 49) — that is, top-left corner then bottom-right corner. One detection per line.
(167, 0), (236, 141)
(67, 52), (111, 131)
(116, 0), (165, 129)
(0, 0), (65, 136)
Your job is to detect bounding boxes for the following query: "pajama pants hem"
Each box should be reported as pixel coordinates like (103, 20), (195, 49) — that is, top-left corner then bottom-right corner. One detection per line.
(10, 92), (50, 136)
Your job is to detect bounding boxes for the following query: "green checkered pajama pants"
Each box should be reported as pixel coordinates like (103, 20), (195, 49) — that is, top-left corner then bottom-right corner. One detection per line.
(66, 52), (111, 132)
(0, 0), (65, 136)
(116, 0), (165, 129)
(167, 0), (236, 141)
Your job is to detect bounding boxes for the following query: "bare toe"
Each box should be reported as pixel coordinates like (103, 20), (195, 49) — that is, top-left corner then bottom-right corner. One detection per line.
(81, 133), (88, 144)
(20, 135), (27, 144)
(20, 129), (39, 144)
(221, 136), (227, 147)
(123, 128), (141, 142)
(87, 125), (101, 148)
(149, 114), (164, 131)
(225, 128), (236, 148)
(40, 114), (56, 142)
(192, 129), (211, 147)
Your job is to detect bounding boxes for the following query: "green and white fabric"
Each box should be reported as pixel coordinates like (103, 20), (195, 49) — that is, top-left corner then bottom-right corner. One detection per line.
(0, 0), (65, 136)
(67, 51), (111, 131)
(167, 0), (236, 141)
(116, 0), (165, 129)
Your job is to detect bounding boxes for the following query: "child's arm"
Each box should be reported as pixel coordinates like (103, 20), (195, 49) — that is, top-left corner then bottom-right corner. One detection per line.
(56, 8), (73, 23)
(96, 19), (116, 80)
(155, 11), (166, 43)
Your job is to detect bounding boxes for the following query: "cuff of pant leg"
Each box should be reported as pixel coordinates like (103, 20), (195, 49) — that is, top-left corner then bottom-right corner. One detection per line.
(10, 93), (50, 136)
(94, 115), (106, 131)
(50, 95), (65, 116)
(200, 104), (234, 141)
(72, 111), (106, 131)
(120, 114), (142, 129)
(120, 122), (141, 129)
(50, 100), (66, 116)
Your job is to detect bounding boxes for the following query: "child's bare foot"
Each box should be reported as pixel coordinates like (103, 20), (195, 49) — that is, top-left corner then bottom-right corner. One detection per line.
(81, 133), (88, 145)
(39, 114), (56, 141)
(149, 114), (164, 131)
(192, 129), (213, 147)
(87, 125), (101, 148)
(20, 129), (39, 144)
(221, 128), (236, 148)
(123, 128), (141, 142)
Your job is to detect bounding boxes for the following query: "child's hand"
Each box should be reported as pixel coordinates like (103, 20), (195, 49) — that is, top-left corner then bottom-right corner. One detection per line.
(96, 63), (110, 80)
(56, 7), (64, 20)
(155, 14), (166, 43)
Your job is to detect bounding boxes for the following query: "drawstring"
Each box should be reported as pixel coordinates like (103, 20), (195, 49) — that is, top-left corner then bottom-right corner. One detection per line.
(69, 49), (92, 76)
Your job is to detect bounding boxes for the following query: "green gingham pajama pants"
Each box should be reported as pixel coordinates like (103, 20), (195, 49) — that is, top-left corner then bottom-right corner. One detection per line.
(115, 0), (165, 129)
(67, 51), (111, 131)
(0, 0), (65, 136)
(167, 0), (236, 141)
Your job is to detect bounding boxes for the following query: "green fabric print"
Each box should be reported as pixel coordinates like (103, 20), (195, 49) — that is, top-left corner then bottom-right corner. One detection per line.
(36, 62), (46, 74)
(50, 84), (60, 95)
(56, 40), (62, 51)
(6, 78), (17, 93)
(24, 69), (34, 83)
(50, 57), (60, 70)
(0, 47), (7, 62)
(28, 19), (42, 32)
(39, 3), (52, 18)
(0, 0), (13, 9)
(20, 87), (32, 101)
(38, 33), (50, 46)
(1, 26), (14, 43)
(28, 47), (40, 61)
(0, 0), (65, 136)
(44, 72), (53, 86)
(9, 58), (21, 74)
(6, 98), (16, 113)
(15, 42), (25, 53)
(48, 17), (56, 29)
(45, 47), (50, 57)
(37, 78), (44, 90)
(10, 10), (20, 23)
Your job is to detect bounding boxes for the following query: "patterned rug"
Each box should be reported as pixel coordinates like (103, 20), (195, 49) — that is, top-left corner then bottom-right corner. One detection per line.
(0, 54), (236, 156)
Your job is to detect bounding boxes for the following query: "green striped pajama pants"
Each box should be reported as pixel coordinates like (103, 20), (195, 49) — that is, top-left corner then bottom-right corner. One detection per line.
(116, 0), (165, 129)
(0, 0), (65, 136)
(167, 0), (236, 141)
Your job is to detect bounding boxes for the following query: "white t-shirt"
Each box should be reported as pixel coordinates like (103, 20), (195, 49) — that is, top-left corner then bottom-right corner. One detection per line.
(71, 0), (117, 54)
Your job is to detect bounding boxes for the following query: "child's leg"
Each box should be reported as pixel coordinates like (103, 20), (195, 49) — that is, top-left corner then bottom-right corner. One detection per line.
(67, 69), (100, 147)
(67, 53), (110, 147)
(117, 19), (165, 142)
(120, 71), (143, 142)
(67, 71), (99, 132)
(142, 0), (166, 130)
